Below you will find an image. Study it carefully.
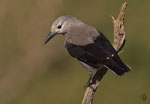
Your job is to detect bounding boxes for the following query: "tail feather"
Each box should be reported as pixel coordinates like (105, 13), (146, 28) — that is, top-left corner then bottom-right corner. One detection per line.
(105, 54), (131, 76)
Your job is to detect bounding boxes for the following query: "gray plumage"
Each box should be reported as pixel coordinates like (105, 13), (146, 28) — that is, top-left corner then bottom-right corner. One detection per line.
(44, 16), (131, 79)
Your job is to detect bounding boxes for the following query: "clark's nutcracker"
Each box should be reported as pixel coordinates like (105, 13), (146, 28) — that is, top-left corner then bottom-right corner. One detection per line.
(44, 16), (131, 84)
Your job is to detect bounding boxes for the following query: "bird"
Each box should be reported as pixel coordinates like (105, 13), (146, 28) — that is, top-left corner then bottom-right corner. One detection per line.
(44, 16), (131, 86)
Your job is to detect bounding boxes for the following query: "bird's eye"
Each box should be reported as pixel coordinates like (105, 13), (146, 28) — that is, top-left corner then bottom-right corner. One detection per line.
(57, 25), (62, 29)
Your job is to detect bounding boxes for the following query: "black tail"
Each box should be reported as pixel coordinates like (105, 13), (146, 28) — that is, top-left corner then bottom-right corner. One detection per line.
(105, 54), (131, 76)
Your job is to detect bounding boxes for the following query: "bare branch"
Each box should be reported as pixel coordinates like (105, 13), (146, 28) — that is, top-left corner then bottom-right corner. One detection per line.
(112, 2), (127, 51)
(81, 2), (128, 104)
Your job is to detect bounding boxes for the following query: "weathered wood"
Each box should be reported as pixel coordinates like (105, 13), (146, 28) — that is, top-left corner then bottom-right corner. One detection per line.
(81, 2), (128, 104)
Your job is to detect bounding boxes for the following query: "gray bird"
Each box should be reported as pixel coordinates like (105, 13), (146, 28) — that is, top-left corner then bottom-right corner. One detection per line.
(44, 16), (131, 85)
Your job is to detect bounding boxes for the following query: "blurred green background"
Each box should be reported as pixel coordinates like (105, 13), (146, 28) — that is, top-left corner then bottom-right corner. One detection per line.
(0, 0), (150, 104)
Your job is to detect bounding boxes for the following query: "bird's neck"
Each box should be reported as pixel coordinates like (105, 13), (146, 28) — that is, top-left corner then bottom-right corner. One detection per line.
(64, 24), (99, 46)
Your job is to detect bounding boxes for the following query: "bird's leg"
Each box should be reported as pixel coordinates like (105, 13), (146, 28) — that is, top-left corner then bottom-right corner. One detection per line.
(84, 72), (97, 92)
(84, 72), (93, 88)
(78, 61), (96, 89)
(86, 75), (93, 87)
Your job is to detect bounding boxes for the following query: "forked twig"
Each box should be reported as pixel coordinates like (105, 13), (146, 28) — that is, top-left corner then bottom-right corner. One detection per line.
(81, 2), (128, 104)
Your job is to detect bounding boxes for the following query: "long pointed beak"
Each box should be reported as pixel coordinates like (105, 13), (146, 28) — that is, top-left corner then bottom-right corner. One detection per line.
(44, 32), (57, 45)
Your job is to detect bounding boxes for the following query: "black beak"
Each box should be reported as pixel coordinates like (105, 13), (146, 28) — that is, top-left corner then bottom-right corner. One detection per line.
(44, 32), (57, 45)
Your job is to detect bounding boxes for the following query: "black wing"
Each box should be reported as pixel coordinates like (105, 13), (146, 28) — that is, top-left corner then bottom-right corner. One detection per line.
(65, 31), (131, 75)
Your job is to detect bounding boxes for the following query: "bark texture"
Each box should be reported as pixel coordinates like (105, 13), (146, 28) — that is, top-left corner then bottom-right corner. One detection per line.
(81, 2), (128, 104)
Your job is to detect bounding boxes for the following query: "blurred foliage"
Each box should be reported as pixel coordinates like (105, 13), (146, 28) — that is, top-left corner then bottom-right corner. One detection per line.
(0, 0), (150, 104)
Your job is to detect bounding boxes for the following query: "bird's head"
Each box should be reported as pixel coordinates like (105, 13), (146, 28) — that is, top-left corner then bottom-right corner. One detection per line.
(44, 16), (80, 45)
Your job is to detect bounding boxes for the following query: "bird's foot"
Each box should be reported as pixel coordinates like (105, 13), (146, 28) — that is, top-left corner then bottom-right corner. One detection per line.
(84, 82), (96, 92)
(84, 76), (93, 89)
(84, 81), (91, 89)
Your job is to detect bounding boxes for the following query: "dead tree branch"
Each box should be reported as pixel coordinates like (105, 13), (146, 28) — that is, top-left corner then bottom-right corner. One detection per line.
(81, 2), (128, 104)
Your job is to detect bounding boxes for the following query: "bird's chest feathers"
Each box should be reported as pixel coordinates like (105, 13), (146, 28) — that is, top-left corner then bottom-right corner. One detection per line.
(65, 25), (98, 46)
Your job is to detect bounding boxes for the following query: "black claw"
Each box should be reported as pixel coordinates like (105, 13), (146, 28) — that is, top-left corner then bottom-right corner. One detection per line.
(89, 86), (96, 92)
(84, 81), (97, 92)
